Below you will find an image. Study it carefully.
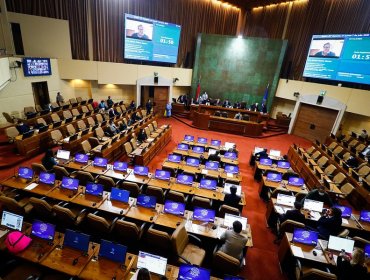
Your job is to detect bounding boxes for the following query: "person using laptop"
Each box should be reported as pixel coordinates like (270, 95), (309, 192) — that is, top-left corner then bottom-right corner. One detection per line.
(218, 221), (248, 260)
(303, 186), (333, 207)
(336, 248), (368, 280)
(208, 150), (221, 162)
(16, 119), (31, 134)
(224, 185), (241, 209)
(131, 267), (151, 280)
(279, 201), (305, 224)
(316, 207), (342, 239)
(42, 149), (58, 171)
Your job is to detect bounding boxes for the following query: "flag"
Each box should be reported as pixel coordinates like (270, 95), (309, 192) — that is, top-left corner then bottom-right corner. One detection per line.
(262, 83), (269, 104)
(195, 76), (201, 101)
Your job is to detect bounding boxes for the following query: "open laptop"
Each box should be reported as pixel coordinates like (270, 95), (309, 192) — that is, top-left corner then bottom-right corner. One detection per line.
(225, 142), (235, 150)
(359, 210), (370, 223)
(224, 152), (237, 160)
(93, 157), (108, 168)
(260, 158), (272, 166)
(74, 153), (89, 164)
(85, 182), (104, 197)
(1, 211), (23, 231)
(277, 161), (290, 169)
(224, 165), (239, 174)
(269, 149), (281, 157)
(63, 229), (90, 252)
(211, 139), (221, 146)
(134, 165), (149, 176)
(57, 150), (70, 161)
(334, 205), (352, 219)
(276, 193), (296, 207)
(186, 157), (200, 167)
(18, 167), (34, 180)
(205, 161), (219, 170)
(39, 172), (56, 185)
(99, 240), (127, 263)
(199, 179), (217, 190)
(328, 235), (355, 253)
(197, 137), (207, 144)
(223, 183), (242, 196)
(136, 194), (156, 209)
(110, 187), (129, 203)
(113, 161), (128, 172)
(137, 251), (168, 276)
(192, 146), (205, 154)
(224, 276), (244, 280)
(164, 200), (185, 216)
(292, 228), (318, 246)
(176, 174), (194, 185)
(254, 147), (265, 154)
(177, 143), (189, 151)
(287, 177), (305, 187)
(168, 154), (181, 163)
(303, 199), (324, 213)
(184, 135), (194, 142)
(365, 244), (370, 258)
(61, 177), (79, 191)
(266, 172), (282, 182)
(155, 169), (171, 181)
(193, 207), (215, 223)
(178, 264), (211, 280)
(223, 213), (247, 230)
(31, 220), (56, 241)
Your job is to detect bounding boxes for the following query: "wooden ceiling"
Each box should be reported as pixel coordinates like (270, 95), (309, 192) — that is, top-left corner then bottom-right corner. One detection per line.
(226, 0), (291, 9)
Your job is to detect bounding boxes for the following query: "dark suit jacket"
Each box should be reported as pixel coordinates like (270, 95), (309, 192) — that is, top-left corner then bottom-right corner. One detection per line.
(317, 215), (342, 239)
(281, 209), (305, 224)
(224, 193), (241, 208)
(337, 256), (368, 280)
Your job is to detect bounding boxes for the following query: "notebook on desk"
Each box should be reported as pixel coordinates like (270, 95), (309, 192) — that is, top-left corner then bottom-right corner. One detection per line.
(99, 240), (127, 263)
(292, 228), (318, 246)
(136, 194), (156, 209)
(225, 142), (235, 150)
(168, 154), (181, 163)
(193, 207), (215, 223)
(61, 177), (79, 191)
(154, 169), (171, 181)
(197, 137), (207, 144)
(85, 182), (104, 197)
(163, 200), (185, 216)
(1, 211), (23, 231)
(137, 251), (168, 276)
(39, 172), (55, 185)
(63, 229), (90, 252)
(113, 161), (128, 172)
(269, 149), (281, 157)
(359, 210), (370, 223)
(223, 213), (247, 230)
(110, 188), (129, 203)
(93, 157), (108, 168)
(18, 167), (34, 180)
(186, 157), (200, 167)
(328, 235), (354, 253)
(205, 161), (219, 170)
(31, 220), (55, 241)
(276, 193), (296, 207)
(303, 199), (324, 213)
(334, 205), (352, 219)
(199, 179), (217, 190)
(266, 172), (282, 182)
(133, 165), (149, 176)
(178, 264), (211, 280)
(74, 153), (89, 164)
(176, 174), (194, 185)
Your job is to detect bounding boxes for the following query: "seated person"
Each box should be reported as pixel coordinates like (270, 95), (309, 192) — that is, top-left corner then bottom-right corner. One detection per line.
(317, 207), (342, 239)
(279, 201), (305, 224)
(119, 122), (127, 131)
(255, 148), (268, 160)
(137, 128), (147, 143)
(131, 112), (142, 122)
(222, 99), (231, 107)
(129, 100), (136, 110)
(359, 129), (368, 141)
(208, 150), (221, 162)
(303, 186), (333, 207)
(16, 120), (31, 134)
(106, 96), (114, 108)
(336, 248), (368, 280)
(107, 120), (119, 136)
(224, 185), (241, 208)
(42, 149), (58, 171)
(261, 103), (267, 114)
(107, 107), (117, 118)
(234, 112), (242, 120)
(218, 220), (248, 260)
(250, 103), (259, 112)
(233, 101), (241, 109)
(98, 100), (107, 110)
(346, 156), (359, 168)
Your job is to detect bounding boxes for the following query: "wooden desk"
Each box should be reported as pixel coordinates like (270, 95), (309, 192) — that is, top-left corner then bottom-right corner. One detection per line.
(255, 162), (289, 174)
(125, 172), (151, 185)
(98, 196), (135, 216)
(45, 185), (82, 202)
(0, 177), (56, 196)
(125, 203), (161, 223)
(71, 188), (109, 208)
(208, 116), (264, 137)
(171, 182), (196, 195)
(262, 176), (309, 194)
(104, 168), (131, 181)
(147, 178), (172, 190)
(219, 172), (242, 183)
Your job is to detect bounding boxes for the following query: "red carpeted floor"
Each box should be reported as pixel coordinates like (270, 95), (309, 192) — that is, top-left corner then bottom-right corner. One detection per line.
(0, 117), (311, 279)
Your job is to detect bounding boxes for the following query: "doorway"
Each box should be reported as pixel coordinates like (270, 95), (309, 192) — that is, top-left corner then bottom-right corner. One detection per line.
(141, 86), (169, 116)
(31, 82), (50, 109)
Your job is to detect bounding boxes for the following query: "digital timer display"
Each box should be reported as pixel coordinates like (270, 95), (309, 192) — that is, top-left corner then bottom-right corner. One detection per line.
(124, 14), (181, 64)
(303, 34), (370, 85)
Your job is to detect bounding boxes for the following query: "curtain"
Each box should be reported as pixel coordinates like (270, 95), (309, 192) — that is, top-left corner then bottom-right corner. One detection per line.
(6, 0), (89, 60)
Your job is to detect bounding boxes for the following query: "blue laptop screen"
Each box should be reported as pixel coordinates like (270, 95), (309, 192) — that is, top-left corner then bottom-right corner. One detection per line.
(211, 140), (221, 146)
(292, 228), (318, 246)
(288, 177), (304, 186)
(164, 200), (185, 216)
(74, 153), (89, 164)
(136, 194), (156, 208)
(85, 182), (104, 196)
(277, 161), (291, 169)
(177, 174), (194, 185)
(199, 179), (217, 190)
(39, 172), (55, 185)
(260, 158), (272, 166)
(266, 172), (282, 182)
(178, 264), (211, 280)
(31, 220), (55, 241)
(134, 165), (149, 176)
(99, 239), (127, 263)
(224, 165), (239, 174)
(197, 137), (207, 144)
(18, 167), (33, 180)
(113, 161), (128, 172)
(168, 154), (181, 163)
(205, 161), (219, 170)
(63, 229), (90, 252)
(224, 152), (237, 160)
(184, 135), (194, 141)
(93, 157), (108, 168)
(192, 146), (205, 154)
(193, 207), (215, 222)
(186, 157), (200, 167)
(359, 210), (370, 223)
(334, 205), (352, 218)
(61, 177), (79, 190)
(110, 188), (129, 203)
(177, 143), (189, 151)
(155, 169), (171, 181)
(365, 244), (370, 258)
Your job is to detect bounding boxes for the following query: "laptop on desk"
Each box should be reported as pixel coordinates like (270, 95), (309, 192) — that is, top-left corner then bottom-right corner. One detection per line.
(328, 235), (354, 253)
(269, 149), (281, 157)
(260, 158), (272, 166)
(223, 213), (247, 230)
(359, 210), (370, 223)
(56, 149), (70, 162)
(276, 193), (296, 207)
(63, 229), (90, 252)
(197, 137), (207, 144)
(163, 200), (185, 216)
(85, 182), (104, 197)
(178, 264), (211, 280)
(277, 161), (290, 169)
(93, 157), (108, 169)
(192, 146), (205, 154)
(168, 154), (181, 163)
(110, 188), (129, 203)
(61, 177), (79, 191)
(193, 207), (215, 223)
(177, 143), (189, 151)
(31, 220), (55, 241)
(224, 152), (237, 160)
(211, 139), (221, 147)
(365, 244), (370, 258)
(186, 157), (200, 167)
(333, 205), (352, 219)
(99, 240), (127, 263)
(199, 178), (217, 190)
(39, 172), (56, 185)
(18, 167), (34, 180)
(266, 172), (282, 182)
(224, 142), (235, 150)
(176, 174), (194, 185)
(154, 169), (171, 181)
(287, 177), (305, 187)
(292, 228), (318, 246)
(224, 165), (239, 174)
(1, 211), (23, 231)
(184, 135), (194, 142)
(113, 161), (128, 172)
(136, 194), (156, 209)
(134, 165), (149, 176)
(205, 161), (219, 170)
(137, 251), (167, 277)
(74, 153), (89, 164)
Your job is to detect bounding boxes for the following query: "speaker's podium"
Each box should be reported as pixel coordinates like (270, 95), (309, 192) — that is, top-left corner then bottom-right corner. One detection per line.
(192, 111), (210, 130)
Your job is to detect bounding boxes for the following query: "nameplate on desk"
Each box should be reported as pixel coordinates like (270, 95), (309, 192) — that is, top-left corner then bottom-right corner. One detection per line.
(202, 170), (208, 175)
(342, 218), (349, 224)
(25, 183), (38, 190)
(290, 245), (304, 258)
(226, 173), (233, 178)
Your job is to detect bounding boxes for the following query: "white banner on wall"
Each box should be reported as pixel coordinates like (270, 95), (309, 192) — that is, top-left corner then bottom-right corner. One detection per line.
(0, 58), (11, 91)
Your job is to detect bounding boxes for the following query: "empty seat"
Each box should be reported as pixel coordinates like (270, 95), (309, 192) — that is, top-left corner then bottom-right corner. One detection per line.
(326, 142), (337, 151)
(77, 120), (87, 131)
(146, 186), (165, 204)
(221, 111), (228, 118)
(74, 171), (95, 186)
(317, 156), (329, 168)
(5, 126), (19, 142)
(214, 111), (221, 116)
(0, 196), (33, 216)
(86, 211), (116, 240)
(166, 190), (187, 204)
(29, 197), (55, 222)
(242, 114), (250, 121)
(53, 166), (72, 181)
(191, 196), (212, 209)
(31, 163), (47, 175)
(311, 151), (321, 161)
(112, 219), (145, 252)
(218, 205), (240, 218)
(63, 110), (73, 120)
(81, 140), (92, 154)
(144, 225), (172, 257)
(121, 182), (141, 198)
(52, 203), (87, 229)
(340, 183), (354, 197)
(87, 117), (96, 127)
(96, 114), (104, 124)
(332, 172), (346, 186)
(332, 146), (343, 156)
(66, 124), (76, 136)
(71, 108), (81, 117)
(50, 129), (64, 145)
(50, 113), (61, 123)
(96, 175), (116, 189)
(37, 118), (48, 127)
(323, 164), (336, 177)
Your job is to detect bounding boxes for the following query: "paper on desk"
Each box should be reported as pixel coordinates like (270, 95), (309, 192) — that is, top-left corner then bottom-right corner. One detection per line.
(226, 173), (233, 178)
(291, 245), (304, 258)
(202, 170), (208, 175)
(25, 183), (38, 190)
(342, 218), (349, 224)
(275, 206), (285, 215)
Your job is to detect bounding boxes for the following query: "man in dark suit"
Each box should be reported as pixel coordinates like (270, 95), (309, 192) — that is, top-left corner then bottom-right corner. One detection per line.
(303, 186), (333, 207)
(224, 185), (241, 208)
(280, 201), (305, 224)
(16, 120), (31, 134)
(317, 207), (342, 239)
(222, 99), (231, 107)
